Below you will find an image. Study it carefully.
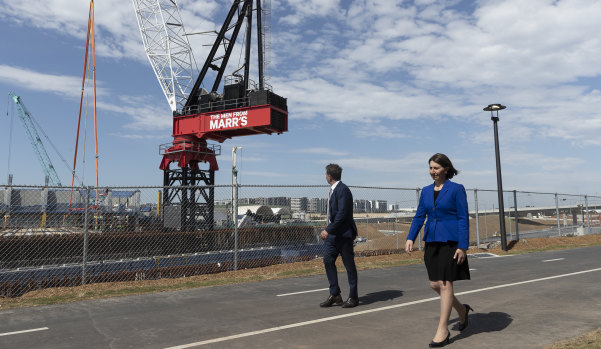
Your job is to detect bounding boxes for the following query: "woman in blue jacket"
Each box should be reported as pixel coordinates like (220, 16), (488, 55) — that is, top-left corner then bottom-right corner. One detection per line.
(405, 153), (472, 348)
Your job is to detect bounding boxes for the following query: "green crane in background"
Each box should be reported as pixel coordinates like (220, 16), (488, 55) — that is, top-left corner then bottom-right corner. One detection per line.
(8, 92), (62, 186)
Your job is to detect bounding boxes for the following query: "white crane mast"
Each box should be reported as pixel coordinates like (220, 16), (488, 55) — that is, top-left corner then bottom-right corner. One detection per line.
(132, 0), (197, 113)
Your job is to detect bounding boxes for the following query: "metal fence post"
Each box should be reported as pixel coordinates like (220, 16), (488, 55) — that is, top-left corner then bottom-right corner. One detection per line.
(232, 147), (242, 271)
(82, 186), (90, 285)
(508, 201), (512, 240)
(233, 183), (239, 270)
(41, 186), (48, 228)
(474, 189), (480, 248)
(585, 195), (591, 234)
(4, 181), (12, 229)
(514, 190), (519, 241)
(394, 217), (398, 250)
(555, 193), (561, 236)
(366, 213), (369, 251)
(484, 205), (488, 240)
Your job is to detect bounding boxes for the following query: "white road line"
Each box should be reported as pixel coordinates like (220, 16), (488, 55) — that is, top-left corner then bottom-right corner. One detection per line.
(542, 258), (565, 262)
(277, 288), (329, 297)
(164, 267), (601, 349)
(469, 268), (477, 271)
(0, 327), (49, 337)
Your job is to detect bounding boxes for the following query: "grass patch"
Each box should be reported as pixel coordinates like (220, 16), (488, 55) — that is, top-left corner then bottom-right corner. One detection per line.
(1, 235), (600, 311)
(277, 268), (320, 277)
(358, 258), (423, 269)
(546, 328), (601, 349)
(504, 242), (601, 255)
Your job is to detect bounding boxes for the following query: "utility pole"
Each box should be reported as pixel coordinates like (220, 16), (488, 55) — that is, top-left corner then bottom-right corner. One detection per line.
(232, 146), (242, 270)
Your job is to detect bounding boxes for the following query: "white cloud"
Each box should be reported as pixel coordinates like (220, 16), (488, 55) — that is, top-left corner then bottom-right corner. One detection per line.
(294, 148), (349, 156)
(279, 0), (343, 25)
(3, 0), (601, 192)
(353, 123), (409, 139)
(270, 0), (601, 148)
(0, 64), (171, 132)
(231, 156), (265, 163)
(103, 100), (172, 131)
(0, 0), (220, 64)
(334, 152), (431, 174)
(109, 132), (165, 140)
(241, 171), (287, 177)
(0, 64), (101, 98)
(502, 152), (585, 172)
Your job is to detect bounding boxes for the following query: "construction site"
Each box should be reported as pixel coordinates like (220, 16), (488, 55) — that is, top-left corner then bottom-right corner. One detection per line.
(0, 0), (303, 297)
(2, 1), (601, 299)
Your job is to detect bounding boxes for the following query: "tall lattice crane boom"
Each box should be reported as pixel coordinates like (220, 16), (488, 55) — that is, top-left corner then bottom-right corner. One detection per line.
(9, 92), (62, 186)
(132, 0), (197, 113)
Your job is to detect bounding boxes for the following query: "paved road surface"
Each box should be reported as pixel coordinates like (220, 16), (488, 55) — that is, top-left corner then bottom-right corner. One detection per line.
(1, 246), (600, 348)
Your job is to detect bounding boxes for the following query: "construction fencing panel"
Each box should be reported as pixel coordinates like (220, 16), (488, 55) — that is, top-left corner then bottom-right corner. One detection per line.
(0, 184), (600, 297)
(468, 190), (601, 246)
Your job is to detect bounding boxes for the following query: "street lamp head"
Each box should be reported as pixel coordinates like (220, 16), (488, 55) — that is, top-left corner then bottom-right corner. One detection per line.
(483, 104), (506, 112)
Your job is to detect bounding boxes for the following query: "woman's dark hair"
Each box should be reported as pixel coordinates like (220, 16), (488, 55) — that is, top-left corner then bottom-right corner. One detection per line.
(428, 153), (459, 179)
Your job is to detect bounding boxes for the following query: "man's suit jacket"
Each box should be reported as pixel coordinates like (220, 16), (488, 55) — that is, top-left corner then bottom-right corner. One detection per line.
(407, 180), (469, 249)
(325, 181), (358, 239)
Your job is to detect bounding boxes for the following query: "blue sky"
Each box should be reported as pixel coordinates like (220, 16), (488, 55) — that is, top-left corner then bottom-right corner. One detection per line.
(1, 0), (601, 196)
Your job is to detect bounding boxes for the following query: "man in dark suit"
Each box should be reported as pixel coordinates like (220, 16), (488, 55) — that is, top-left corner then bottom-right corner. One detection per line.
(319, 164), (359, 308)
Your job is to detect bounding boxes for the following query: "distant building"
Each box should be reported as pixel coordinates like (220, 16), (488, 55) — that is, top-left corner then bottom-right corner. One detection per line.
(354, 199), (370, 213)
(256, 196), (290, 206)
(353, 199), (387, 213)
(238, 197), (255, 205)
(214, 199), (231, 206)
(374, 200), (387, 212)
(291, 197), (308, 212)
(309, 197), (327, 213)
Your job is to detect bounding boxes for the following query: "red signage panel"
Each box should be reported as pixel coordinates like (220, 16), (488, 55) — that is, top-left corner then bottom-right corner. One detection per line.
(172, 104), (285, 141)
(203, 106), (271, 131)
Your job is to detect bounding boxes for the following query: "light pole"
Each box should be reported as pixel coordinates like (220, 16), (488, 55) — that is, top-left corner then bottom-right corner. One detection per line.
(484, 104), (508, 251)
(232, 146), (242, 270)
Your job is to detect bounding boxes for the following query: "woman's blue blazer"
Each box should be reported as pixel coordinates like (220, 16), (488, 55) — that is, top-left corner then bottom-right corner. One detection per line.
(407, 180), (470, 249)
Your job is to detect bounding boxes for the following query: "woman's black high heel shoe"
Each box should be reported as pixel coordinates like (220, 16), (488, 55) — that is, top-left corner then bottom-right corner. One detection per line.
(455, 304), (473, 331)
(429, 331), (450, 348)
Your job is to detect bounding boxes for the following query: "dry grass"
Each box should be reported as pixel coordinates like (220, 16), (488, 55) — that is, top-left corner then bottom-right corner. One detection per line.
(1, 234), (600, 310)
(546, 328), (601, 349)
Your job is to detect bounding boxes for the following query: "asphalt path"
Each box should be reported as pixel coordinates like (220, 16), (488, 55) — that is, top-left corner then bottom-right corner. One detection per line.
(1, 246), (600, 349)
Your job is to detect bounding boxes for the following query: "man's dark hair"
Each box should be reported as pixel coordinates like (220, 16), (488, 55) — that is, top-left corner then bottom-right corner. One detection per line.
(326, 163), (342, 181)
(428, 153), (459, 179)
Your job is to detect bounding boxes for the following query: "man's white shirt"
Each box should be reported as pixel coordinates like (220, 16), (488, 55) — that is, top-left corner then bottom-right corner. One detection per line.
(327, 181), (340, 224)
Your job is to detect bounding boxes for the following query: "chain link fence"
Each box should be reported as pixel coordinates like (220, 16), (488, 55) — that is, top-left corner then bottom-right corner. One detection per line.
(1, 184), (600, 297)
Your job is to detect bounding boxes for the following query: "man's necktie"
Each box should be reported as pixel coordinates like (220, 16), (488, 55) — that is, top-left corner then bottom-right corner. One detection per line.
(327, 187), (332, 223)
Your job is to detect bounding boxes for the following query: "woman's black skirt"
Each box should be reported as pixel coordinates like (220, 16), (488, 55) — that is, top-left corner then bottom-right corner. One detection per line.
(424, 241), (471, 282)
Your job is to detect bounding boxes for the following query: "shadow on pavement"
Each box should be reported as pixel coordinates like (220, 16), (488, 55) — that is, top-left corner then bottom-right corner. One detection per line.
(450, 311), (513, 343)
(507, 240), (519, 250)
(359, 290), (404, 305)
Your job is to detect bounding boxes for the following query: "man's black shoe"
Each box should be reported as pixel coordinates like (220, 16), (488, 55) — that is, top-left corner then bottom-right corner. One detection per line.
(320, 294), (343, 307)
(342, 297), (359, 308)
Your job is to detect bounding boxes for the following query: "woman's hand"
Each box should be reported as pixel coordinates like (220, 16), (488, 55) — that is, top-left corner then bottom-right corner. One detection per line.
(405, 240), (414, 254)
(454, 248), (467, 264)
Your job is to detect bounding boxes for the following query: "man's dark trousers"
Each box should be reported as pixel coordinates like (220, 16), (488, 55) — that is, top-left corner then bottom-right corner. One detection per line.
(324, 235), (358, 299)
